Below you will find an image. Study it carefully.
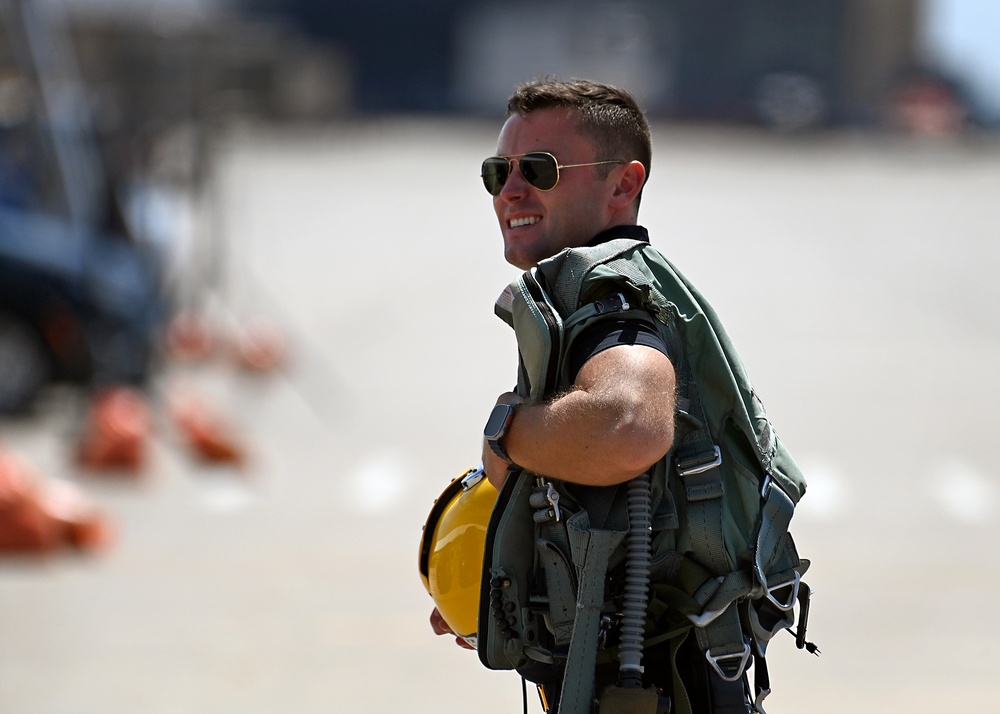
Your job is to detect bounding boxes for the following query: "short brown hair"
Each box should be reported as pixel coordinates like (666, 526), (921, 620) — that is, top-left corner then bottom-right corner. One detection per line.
(506, 77), (651, 206)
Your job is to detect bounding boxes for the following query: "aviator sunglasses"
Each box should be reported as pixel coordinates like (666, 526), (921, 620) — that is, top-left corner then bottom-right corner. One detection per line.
(481, 152), (624, 196)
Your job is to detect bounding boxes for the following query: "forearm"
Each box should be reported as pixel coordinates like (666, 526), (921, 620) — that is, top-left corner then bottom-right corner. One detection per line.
(503, 346), (675, 486)
(506, 388), (670, 486)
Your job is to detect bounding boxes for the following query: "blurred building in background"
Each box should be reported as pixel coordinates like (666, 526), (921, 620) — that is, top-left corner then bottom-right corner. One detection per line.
(6, 0), (999, 142)
(240, 0), (999, 132)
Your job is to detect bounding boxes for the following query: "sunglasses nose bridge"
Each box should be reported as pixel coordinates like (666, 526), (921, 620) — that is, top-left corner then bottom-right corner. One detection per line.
(497, 156), (530, 196)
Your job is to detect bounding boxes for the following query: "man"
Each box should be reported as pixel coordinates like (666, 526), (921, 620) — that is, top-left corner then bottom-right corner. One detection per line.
(431, 74), (673, 625)
(431, 78), (810, 714)
(480, 80), (675, 493)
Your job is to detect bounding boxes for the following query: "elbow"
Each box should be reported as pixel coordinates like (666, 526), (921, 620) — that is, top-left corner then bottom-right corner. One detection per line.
(603, 406), (674, 484)
(621, 419), (673, 476)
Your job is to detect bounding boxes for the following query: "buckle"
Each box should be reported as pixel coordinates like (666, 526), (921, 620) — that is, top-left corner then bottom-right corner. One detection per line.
(544, 482), (561, 522)
(460, 466), (487, 491)
(705, 642), (751, 682)
(594, 292), (631, 315)
(676, 445), (722, 477)
(765, 571), (800, 612)
(529, 479), (562, 523)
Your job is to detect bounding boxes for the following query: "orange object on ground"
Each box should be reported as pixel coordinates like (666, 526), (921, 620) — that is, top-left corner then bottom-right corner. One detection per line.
(76, 386), (152, 473)
(168, 393), (245, 466)
(232, 317), (287, 373)
(37, 476), (114, 549)
(0, 449), (113, 553)
(164, 311), (217, 362)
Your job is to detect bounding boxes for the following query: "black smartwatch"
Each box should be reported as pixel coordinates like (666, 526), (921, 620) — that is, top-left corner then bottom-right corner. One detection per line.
(484, 403), (517, 462)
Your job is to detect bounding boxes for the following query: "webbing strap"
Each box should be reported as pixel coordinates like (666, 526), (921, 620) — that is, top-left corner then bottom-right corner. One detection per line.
(673, 375), (729, 578)
(680, 461), (729, 576)
(672, 344), (754, 691)
(556, 515), (625, 714)
(660, 308), (728, 643)
(754, 481), (795, 592)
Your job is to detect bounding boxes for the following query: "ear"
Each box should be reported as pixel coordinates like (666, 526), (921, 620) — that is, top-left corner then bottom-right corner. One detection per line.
(608, 160), (646, 211)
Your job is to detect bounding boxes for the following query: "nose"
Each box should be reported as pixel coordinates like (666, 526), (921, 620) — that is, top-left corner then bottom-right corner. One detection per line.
(497, 158), (529, 201)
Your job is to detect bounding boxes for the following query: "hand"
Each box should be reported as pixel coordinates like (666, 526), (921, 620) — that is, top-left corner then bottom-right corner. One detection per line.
(483, 392), (523, 490)
(430, 607), (475, 650)
(482, 443), (513, 491)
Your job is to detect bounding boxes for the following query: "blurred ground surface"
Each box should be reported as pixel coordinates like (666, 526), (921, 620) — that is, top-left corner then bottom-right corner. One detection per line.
(2, 120), (999, 713)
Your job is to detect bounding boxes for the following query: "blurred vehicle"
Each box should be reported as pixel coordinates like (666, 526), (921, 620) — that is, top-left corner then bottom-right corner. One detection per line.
(0, 0), (165, 414)
(259, 0), (854, 129)
(0, 202), (163, 414)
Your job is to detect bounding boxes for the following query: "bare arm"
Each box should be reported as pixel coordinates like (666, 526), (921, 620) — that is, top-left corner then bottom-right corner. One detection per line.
(483, 343), (675, 489)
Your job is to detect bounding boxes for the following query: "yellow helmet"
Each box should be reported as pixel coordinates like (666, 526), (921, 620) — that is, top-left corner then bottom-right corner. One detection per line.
(419, 467), (497, 643)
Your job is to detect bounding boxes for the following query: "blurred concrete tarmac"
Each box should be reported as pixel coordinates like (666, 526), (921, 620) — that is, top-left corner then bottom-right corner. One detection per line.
(2, 119), (1000, 713)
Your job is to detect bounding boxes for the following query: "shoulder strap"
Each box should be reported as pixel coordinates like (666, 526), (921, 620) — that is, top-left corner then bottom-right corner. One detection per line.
(549, 238), (670, 320)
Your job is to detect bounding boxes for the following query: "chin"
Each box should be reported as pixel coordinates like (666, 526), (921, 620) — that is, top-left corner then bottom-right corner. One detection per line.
(505, 256), (531, 271)
(503, 245), (531, 271)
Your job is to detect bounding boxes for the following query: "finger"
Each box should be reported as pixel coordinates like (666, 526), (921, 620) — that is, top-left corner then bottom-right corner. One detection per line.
(430, 608), (452, 636)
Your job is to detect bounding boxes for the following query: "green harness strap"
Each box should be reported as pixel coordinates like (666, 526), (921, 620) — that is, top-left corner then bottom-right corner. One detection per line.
(557, 511), (627, 714)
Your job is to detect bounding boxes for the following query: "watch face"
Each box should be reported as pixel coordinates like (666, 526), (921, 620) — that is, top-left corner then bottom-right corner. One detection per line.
(484, 403), (514, 439)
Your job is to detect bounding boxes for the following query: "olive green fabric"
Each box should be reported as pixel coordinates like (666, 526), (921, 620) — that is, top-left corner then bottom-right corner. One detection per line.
(480, 238), (812, 714)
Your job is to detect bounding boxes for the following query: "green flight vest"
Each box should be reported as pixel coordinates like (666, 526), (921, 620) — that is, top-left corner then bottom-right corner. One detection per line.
(478, 238), (814, 714)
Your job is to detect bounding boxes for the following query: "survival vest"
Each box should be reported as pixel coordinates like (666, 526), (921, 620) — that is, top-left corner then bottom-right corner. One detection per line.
(478, 237), (816, 714)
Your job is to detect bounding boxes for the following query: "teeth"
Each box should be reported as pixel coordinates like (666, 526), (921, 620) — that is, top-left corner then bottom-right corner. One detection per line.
(509, 216), (540, 228)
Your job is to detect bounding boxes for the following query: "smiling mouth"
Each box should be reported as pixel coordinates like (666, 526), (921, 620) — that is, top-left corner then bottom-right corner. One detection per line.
(509, 216), (540, 229)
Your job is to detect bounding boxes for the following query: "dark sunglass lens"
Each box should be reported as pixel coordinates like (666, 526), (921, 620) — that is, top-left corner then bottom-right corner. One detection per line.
(481, 158), (509, 195)
(520, 154), (559, 190)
